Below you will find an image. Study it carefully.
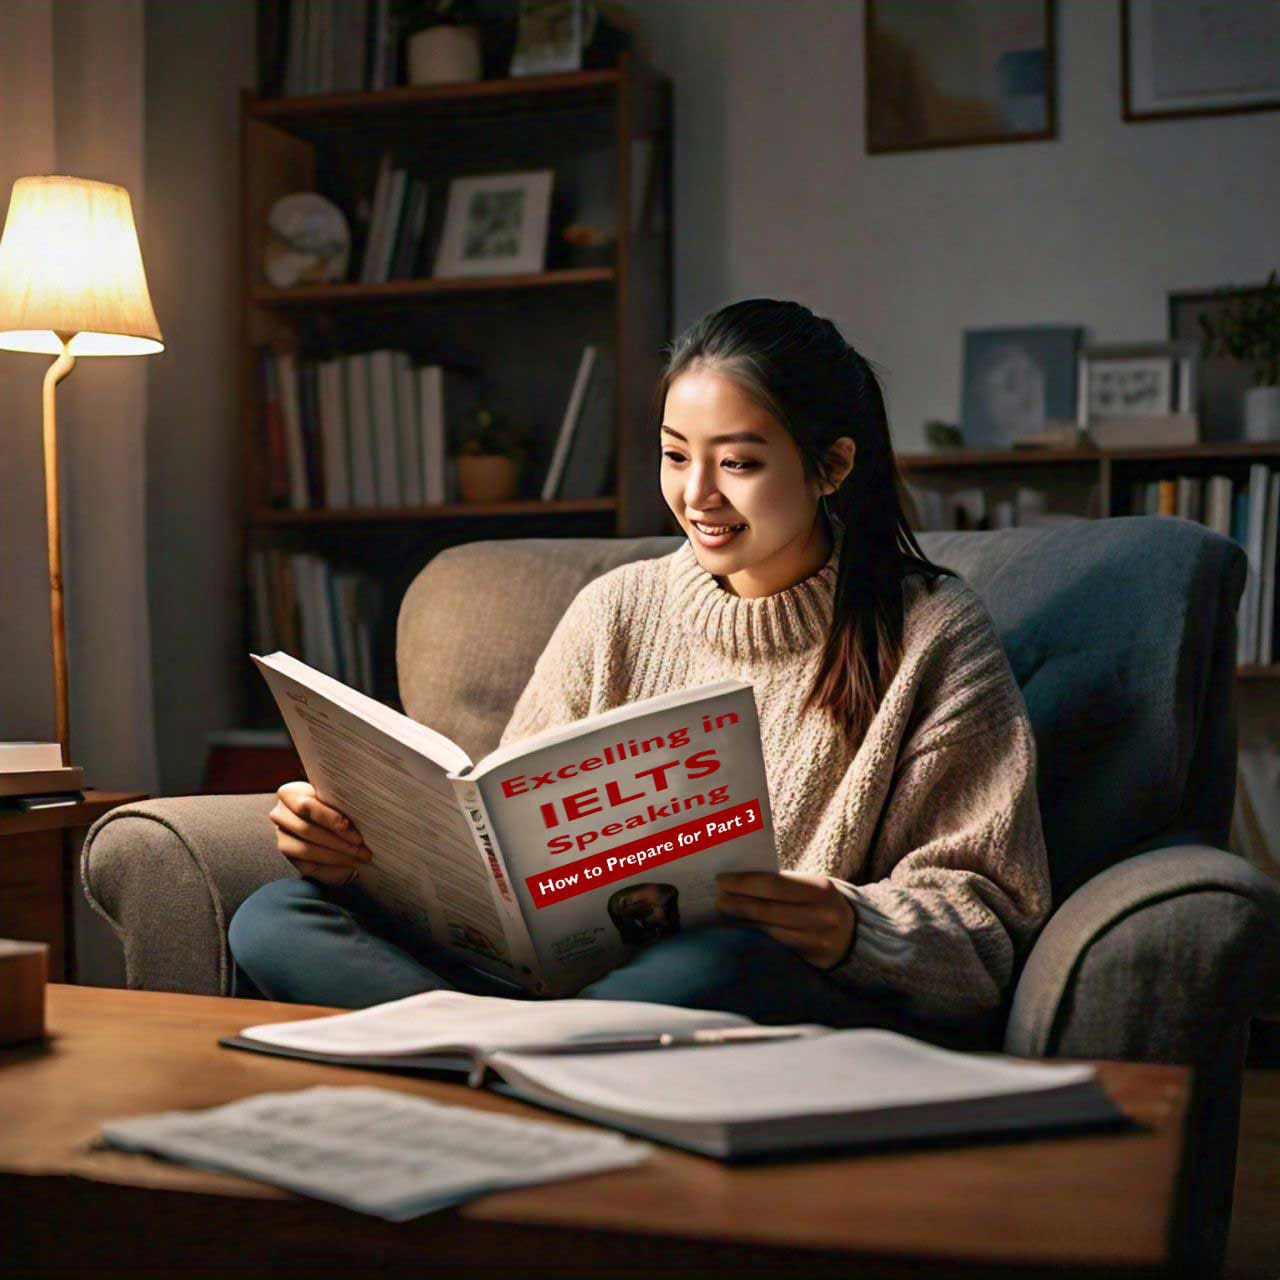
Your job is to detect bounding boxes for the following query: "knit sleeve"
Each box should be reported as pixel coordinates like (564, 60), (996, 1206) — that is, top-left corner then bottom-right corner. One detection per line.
(497, 574), (615, 749)
(826, 593), (1052, 1027)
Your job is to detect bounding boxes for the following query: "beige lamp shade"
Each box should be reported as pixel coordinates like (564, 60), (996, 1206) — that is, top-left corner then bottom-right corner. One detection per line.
(0, 175), (163, 356)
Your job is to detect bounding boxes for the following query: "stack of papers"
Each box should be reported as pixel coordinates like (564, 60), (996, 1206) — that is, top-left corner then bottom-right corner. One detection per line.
(100, 1085), (651, 1220)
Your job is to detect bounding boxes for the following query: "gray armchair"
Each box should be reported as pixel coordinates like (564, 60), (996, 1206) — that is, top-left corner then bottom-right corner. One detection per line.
(83, 517), (1280, 1274)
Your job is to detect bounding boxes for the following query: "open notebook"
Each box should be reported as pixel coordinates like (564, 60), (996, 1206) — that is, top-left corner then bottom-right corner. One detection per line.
(222, 991), (1128, 1159)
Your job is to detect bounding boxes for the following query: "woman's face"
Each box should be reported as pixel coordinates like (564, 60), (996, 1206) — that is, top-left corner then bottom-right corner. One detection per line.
(660, 365), (849, 598)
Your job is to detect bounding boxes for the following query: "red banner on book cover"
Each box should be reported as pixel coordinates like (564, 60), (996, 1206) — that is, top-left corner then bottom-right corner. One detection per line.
(524, 799), (763, 909)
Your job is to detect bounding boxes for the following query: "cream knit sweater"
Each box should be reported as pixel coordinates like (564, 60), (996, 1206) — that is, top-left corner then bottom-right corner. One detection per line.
(499, 540), (1051, 1026)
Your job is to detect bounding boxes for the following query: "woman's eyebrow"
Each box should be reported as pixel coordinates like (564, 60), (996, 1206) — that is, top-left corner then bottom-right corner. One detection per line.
(660, 425), (768, 445)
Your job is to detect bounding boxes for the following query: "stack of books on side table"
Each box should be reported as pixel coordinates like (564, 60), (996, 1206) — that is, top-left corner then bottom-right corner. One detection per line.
(0, 742), (84, 811)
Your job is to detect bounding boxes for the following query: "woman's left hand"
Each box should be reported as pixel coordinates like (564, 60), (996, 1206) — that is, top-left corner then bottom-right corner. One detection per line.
(715, 871), (856, 970)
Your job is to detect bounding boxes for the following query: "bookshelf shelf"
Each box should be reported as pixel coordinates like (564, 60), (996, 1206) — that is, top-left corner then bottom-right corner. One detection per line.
(247, 67), (623, 126)
(902, 440), (1280, 678)
(238, 45), (672, 718)
(250, 497), (617, 526)
(251, 268), (615, 310)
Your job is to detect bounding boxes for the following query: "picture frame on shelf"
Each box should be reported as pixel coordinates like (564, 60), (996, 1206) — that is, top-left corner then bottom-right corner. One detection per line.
(509, 0), (594, 77)
(1170, 283), (1276, 442)
(960, 325), (1081, 449)
(865, 0), (1056, 153)
(1121, 0), (1280, 122)
(1077, 341), (1200, 449)
(433, 170), (554, 278)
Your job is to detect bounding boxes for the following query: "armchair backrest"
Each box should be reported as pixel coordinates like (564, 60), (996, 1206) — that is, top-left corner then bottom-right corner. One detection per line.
(398, 518), (1245, 905)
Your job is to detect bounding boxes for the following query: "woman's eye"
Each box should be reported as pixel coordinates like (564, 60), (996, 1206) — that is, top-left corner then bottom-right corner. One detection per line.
(660, 451), (758, 472)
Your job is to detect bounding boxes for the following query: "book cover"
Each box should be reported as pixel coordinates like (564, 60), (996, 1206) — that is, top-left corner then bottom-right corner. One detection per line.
(541, 345), (596, 500)
(297, 360), (326, 508)
(253, 654), (778, 997)
(342, 353), (379, 507)
(259, 350), (291, 505)
(392, 351), (423, 507)
(317, 359), (351, 509)
(368, 349), (402, 507)
(275, 352), (311, 510)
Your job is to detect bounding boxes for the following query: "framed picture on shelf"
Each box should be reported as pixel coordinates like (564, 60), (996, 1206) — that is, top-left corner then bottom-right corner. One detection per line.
(433, 171), (554, 278)
(1077, 341), (1199, 448)
(1170, 284), (1274, 441)
(865, 0), (1056, 153)
(1122, 0), (1280, 122)
(960, 326), (1081, 449)
(509, 0), (594, 77)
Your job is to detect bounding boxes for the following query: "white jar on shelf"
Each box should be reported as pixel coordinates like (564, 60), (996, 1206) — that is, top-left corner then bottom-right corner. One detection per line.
(406, 24), (482, 86)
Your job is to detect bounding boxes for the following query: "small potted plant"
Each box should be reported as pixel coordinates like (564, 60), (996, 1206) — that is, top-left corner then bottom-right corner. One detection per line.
(1200, 269), (1280, 441)
(397, 0), (484, 87)
(454, 406), (535, 502)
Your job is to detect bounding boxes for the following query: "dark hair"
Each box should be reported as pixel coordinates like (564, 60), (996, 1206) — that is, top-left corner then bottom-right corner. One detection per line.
(655, 299), (956, 743)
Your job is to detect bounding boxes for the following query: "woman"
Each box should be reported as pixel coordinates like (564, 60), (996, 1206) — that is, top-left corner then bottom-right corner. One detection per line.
(230, 299), (1051, 1035)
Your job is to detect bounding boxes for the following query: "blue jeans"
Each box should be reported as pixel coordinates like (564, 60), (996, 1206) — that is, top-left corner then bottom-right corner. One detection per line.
(228, 875), (908, 1030)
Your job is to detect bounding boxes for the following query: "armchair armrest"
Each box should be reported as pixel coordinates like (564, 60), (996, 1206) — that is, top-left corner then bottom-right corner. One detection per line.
(81, 794), (292, 996)
(1005, 844), (1280, 1062)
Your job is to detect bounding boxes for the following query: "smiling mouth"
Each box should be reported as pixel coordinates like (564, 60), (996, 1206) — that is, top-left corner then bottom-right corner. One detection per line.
(691, 520), (748, 534)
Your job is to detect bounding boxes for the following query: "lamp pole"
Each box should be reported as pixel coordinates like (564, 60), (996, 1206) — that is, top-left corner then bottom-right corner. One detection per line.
(41, 333), (76, 767)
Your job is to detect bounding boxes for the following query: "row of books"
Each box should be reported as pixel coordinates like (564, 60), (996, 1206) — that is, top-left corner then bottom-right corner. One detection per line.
(248, 550), (381, 696)
(1124, 466), (1280, 666)
(274, 0), (398, 98)
(358, 154), (434, 284)
(260, 349), (475, 510)
(0, 741), (84, 809)
(905, 485), (1081, 532)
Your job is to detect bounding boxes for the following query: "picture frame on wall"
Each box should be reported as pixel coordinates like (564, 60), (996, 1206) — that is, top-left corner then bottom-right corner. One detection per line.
(960, 326), (1081, 450)
(1122, 0), (1280, 122)
(509, 0), (595, 78)
(433, 171), (554, 279)
(1170, 284), (1275, 441)
(1077, 341), (1200, 448)
(865, 0), (1056, 153)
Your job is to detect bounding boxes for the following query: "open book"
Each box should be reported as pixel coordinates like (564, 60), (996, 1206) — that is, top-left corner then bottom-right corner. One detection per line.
(253, 653), (778, 997)
(222, 991), (1128, 1159)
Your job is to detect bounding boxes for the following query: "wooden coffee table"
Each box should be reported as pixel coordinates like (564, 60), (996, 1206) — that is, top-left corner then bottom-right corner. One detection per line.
(0, 985), (1192, 1277)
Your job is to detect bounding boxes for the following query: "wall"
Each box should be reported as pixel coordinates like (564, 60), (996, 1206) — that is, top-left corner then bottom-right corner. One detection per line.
(629, 0), (1279, 449)
(0, 0), (158, 796)
(144, 0), (257, 795)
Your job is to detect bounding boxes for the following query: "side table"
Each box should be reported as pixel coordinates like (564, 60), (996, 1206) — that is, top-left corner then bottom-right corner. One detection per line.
(0, 791), (146, 982)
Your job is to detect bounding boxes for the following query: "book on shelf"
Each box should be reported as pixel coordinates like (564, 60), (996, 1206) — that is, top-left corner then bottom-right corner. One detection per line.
(417, 364), (480, 503)
(561, 345), (616, 500)
(247, 554), (380, 695)
(342, 353), (379, 507)
(367, 349), (402, 508)
(393, 352), (423, 507)
(270, 0), (394, 98)
(275, 351), (311, 510)
(316, 359), (351, 509)
(221, 988), (1126, 1159)
(252, 652), (778, 998)
(0, 765), (85, 799)
(0, 742), (64, 773)
(541, 345), (597, 500)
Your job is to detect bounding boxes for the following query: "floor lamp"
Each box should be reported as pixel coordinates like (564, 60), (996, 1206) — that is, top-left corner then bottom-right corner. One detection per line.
(0, 177), (163, 768)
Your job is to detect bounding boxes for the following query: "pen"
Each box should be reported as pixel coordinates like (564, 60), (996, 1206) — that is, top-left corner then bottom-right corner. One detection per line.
(466, 1024), (825, 1088)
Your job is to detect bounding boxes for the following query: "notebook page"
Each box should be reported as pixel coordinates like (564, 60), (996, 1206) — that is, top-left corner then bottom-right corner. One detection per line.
(490, 1029), (1101, 1124)
(240, 989), (753, 1057)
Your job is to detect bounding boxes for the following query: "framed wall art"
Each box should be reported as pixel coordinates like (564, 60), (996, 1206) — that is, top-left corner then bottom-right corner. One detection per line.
(865, 0), (1056, 153)
(1122, 0), (1280, 122)
(959, 325), (1081, 449)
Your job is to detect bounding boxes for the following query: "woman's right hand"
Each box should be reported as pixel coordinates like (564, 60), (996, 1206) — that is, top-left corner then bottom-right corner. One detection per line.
(270, 780), (371, 887)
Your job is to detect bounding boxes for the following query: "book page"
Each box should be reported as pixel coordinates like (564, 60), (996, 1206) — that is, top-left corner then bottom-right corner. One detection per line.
(474, 683), (779, 995)
(239, 989), (751, 1057)
(490, 1030), (1103, 1125)
(254, 654), (521, 982)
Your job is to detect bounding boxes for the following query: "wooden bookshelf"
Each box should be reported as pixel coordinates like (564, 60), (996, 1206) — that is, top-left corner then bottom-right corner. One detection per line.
(238, 50), (672, 717)
(900, 441), (1280, 679)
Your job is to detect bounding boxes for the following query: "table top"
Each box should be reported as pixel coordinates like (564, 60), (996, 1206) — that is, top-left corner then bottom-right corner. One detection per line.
(0, 985), (1191, 1273)
(0, 790), (147, 836)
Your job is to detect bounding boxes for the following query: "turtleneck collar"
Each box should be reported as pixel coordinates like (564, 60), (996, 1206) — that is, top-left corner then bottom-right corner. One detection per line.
(667, 538), (840, 660)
